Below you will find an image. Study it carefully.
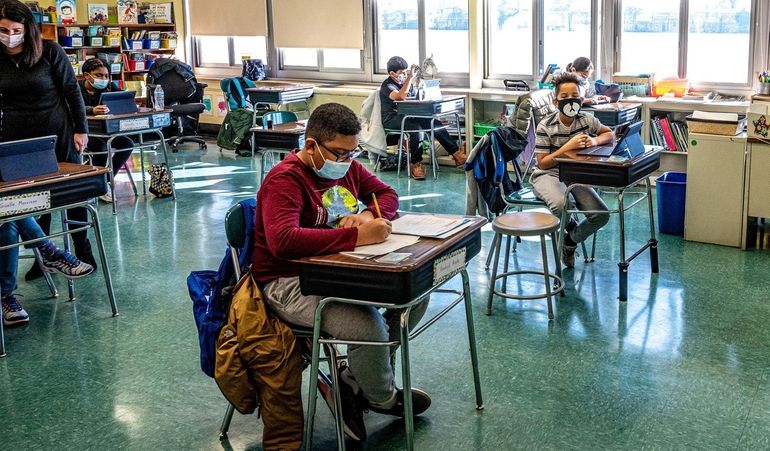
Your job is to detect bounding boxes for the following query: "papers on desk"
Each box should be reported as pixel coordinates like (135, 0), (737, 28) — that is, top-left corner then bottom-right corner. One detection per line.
(392, 214), (473, 239)
(340, 234), (419, 259)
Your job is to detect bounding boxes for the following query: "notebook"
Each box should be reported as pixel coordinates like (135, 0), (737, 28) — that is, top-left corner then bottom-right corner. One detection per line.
(98, 90), (138, 115)
(0, 135), (59, 182)
(576, 121), (644, 158)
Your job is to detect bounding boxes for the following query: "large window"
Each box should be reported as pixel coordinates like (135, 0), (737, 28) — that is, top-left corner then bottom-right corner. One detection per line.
(486, 0), (533, 76)
(375, 0), (469, 75)
(618, 0), (754, 85)
(619, 1), (680, 77)
(542, 0), (591, 70)
(195, 36), (267, 68)
(279, 48), (363, 71)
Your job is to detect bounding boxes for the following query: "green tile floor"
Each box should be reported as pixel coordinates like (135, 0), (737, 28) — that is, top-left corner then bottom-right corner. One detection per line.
(2, 144), (770, 450)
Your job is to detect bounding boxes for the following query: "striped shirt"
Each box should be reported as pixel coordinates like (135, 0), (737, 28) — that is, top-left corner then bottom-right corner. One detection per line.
(535, 111), (603, 157)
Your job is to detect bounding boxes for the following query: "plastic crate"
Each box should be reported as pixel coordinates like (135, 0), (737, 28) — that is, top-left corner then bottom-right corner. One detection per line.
(656, 172), (686, 235)
(473, 122), (499, 137)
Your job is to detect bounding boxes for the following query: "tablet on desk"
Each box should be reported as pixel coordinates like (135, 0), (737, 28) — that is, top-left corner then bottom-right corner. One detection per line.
(99, 91), (138, 115)
(576, 121), (644, 157)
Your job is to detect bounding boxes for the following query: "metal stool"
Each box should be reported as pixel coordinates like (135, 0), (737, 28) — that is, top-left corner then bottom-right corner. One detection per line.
(486, 211), (564, 320)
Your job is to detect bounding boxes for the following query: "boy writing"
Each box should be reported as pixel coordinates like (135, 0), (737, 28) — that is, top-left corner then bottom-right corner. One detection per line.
(531, 73), (613, 268)
(252, 103), (431, 443)
(379, 56), (466, 180)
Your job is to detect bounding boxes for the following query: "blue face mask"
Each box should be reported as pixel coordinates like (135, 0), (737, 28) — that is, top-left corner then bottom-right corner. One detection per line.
(312, 144), (352, 180)
(91, 78), (109, 90)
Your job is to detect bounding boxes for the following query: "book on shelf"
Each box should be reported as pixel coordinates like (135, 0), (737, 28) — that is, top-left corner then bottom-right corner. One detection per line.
(117, 0), (138, 24)
(88, 3), (108, 25)
(150, 3), (173, 23)
(56, 0), (77, 24)
(659, 117), (678, 151)
(651, 116), (689, 152)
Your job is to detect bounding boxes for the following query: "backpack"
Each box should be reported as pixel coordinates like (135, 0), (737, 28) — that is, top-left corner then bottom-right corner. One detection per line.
(220, 77), (256, 111)
(147, 163), (174, 198)
(595, 80), (623, 102)
(378, 153), (408, 171)
(188, 198), (256, 378)
(471, 132), (519, 215)
(217, 108), (254, 151)
(242, 58), (268, 81)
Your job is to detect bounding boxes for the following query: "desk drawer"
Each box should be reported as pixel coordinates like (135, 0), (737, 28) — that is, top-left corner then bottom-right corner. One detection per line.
(253, 132), (305, 150)
(0, 174), (107, 219)
(299, 230), (481, 304)
(88, 113), (171, 134)
(591, 107), (639, 126)
(559, 152), (660, 187)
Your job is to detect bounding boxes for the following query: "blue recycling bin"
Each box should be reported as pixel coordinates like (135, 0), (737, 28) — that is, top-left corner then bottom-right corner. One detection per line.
(655, 172), (686, 235)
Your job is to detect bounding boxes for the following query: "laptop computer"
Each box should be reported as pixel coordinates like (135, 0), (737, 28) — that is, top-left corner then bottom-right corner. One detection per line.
(0, 135), (59, 182)
(98, 91), (138, 115)
(576, 121), (644, 157)
(417, 79), (442, 101)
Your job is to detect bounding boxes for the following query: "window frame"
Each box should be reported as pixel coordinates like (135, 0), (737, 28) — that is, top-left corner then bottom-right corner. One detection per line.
(612, 0), (761, 91)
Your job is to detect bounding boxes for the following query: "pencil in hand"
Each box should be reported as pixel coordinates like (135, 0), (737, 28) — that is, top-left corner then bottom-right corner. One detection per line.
(372, 193), (382, 219)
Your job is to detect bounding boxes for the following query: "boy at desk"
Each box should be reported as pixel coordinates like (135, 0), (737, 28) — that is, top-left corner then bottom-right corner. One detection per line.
(531, 73), (613, 268)
(252, 103), (432, 442)
(380, 56), (466, 180)
(78, 58), (134, 203)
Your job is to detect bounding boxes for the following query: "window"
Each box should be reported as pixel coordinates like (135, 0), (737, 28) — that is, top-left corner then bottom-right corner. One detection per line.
(687, 0), (751, 83)
(322, 49), (363, 69)
(195, 36), (267, 68)
(542, 0), (591, 70)
(279, 48), (363, 71)
(376, 0), (419, 72)
(619, 1), (680, 77)
(282, 48), (319, 67)
(425, 0), (469, 73)
(486, 0), (533, 76)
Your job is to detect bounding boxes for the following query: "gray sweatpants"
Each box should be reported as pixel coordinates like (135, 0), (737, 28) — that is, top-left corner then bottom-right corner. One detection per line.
(262, 276), (429, 405)
(531, 169), (610, 244)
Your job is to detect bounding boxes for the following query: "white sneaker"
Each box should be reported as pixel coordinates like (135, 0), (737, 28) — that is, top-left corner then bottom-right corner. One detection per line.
(99, 193), (113, 203)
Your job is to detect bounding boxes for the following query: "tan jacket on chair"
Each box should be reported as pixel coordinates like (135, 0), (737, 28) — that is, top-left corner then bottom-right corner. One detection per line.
(215, 274), (304, 451)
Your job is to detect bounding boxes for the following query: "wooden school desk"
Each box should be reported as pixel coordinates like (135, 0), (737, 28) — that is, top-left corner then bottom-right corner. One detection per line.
(250, 121), (306, 181)
(555, 146), (662, 303)
(295, 215), (486, 451)
(0, 163), (118, 358)
(87, 109), (176, 214)
(392, 95), (465, 179)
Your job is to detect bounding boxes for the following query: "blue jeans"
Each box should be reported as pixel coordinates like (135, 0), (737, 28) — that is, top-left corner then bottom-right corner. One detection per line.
(0, 217), (46, 298)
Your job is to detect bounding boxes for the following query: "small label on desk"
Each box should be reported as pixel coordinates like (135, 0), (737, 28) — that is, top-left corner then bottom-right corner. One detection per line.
(433, 247), (466, 285)
(0, 191), (50, 218)
(119, 117), (151, 132)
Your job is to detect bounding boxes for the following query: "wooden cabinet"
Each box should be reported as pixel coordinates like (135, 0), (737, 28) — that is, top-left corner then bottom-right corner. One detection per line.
(747, 142), (770, 218)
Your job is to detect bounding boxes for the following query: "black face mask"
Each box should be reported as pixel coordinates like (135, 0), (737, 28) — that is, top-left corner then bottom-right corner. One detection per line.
(558, 98), (582, 118)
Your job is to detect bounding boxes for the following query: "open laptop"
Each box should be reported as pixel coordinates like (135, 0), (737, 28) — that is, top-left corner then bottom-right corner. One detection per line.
(0, 135), (59, 181)
(576, 121), (644, 157)
(98, 90), (138, 115)
(417, 79), (442, 101)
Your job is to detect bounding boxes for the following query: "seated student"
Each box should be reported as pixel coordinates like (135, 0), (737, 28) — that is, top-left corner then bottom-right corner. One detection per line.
(79, 58), (135, 203)
(379, 56), (466, 180)
(1, 218), (94, 326)
(566, 57), (610, 106)
(531, 73), (613, 268)
(252, 103), (432, 442)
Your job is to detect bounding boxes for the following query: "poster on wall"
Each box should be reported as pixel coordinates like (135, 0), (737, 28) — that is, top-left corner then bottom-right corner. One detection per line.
(56, 0), (77, 24)
(117, 0), (138, 24)
(216, 96), (227, 117)
(202, 95), (213, 116)
(88, 3), (109, 25)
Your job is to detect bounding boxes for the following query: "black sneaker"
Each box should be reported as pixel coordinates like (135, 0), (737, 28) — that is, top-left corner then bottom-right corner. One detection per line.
(561, 244), (577, 268)
(317, 365), (367, 442)
(367, 388), (432, 417)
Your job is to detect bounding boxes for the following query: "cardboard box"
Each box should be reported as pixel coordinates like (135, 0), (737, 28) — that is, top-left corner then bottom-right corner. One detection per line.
(686, 115), (746, 136)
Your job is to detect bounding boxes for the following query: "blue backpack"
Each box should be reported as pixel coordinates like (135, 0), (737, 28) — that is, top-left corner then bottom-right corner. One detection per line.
(187, 198), (257, 378)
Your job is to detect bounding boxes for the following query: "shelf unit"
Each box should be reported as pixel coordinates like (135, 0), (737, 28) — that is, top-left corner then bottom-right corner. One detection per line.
(120, 23), (177, 96)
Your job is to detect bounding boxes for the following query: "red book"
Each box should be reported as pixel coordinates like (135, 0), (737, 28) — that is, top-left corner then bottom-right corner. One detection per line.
(659, 117), (678, 151)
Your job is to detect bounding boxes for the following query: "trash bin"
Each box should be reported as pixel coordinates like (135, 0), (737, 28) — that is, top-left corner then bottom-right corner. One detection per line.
(655, 172), (686, 235)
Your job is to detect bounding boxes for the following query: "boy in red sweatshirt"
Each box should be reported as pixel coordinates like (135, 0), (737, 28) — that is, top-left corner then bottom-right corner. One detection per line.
(252, 103), (431, 442)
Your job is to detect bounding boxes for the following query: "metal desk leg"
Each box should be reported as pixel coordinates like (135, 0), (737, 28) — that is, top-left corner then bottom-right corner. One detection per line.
(219, 403), (235, 439)
(303, 309), (324, 451)
(326, 344), (346, 451)
(0, 314), (5, 358)
(617, 191), (628, 303)
(86, 204), (118, 316)
(429, 119), (438, 180)
(400, 308), (415, 451)
(60, 211), (76, 301)
(461, 270), (484, 409)
(550, 231), (565, 297)
(123, 163), (139, 196)
(138, 134), (147, 195)
(105, 136), (117, 215)
(155, 130), (177, 201)
(646, 178), (659, 273)
(33, 248), (58, 298)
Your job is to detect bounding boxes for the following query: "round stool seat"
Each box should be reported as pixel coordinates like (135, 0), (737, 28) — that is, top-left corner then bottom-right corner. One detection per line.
(492, 211), (560, 236)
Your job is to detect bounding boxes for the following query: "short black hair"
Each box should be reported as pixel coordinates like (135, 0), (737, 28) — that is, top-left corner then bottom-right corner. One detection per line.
(81, 58), (109, 74)
(386, 56), (408, 73)
(552, 72), (582, 96)
(567, 56), (593, 73)
(306, 103), (361, 144)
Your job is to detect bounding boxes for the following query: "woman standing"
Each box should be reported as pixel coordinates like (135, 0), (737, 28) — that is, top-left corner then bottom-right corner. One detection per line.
(0, 0), (96, 279)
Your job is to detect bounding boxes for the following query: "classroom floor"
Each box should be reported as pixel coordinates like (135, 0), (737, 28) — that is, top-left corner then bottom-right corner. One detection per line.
(2, 143), (770, 451)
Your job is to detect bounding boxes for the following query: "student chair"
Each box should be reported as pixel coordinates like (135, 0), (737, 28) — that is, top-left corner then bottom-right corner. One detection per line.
(147, 58), (208, 152)
(384, 115), (461, 180)
(256, 111), (299, 181)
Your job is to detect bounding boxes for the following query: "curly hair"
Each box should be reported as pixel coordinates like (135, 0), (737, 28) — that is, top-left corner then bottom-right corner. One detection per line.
(306, 103), (361, 144)
(552, 72), (582, 96)
(81, 58), (109, 74)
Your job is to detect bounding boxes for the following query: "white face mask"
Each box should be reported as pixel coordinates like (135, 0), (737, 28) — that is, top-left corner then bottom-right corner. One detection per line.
(396, 73), (407, 84)
(0, 32), (24, 49)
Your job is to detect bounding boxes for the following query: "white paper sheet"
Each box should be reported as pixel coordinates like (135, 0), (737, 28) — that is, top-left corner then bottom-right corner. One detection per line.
(391, 214), (468, 238)
(340, 234), (420, 258)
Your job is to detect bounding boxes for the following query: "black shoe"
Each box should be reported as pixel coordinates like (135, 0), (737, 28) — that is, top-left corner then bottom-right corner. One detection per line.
(367, 388), (432, 417)
(24, 262), (45, 281)
(75, 239), (98, 272)
(318, 365), (367, 442)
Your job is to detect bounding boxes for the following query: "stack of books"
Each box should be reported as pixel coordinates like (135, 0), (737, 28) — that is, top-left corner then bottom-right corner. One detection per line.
(650, 116), (688, 152)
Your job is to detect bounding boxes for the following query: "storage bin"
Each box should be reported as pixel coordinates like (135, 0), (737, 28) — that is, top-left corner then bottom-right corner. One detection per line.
(107, 36), (121, 47)
(126, 39), (143, 50)
(109, 62), (123, 74)
(473, 122), (499, 137)
(686, 115), (746, 136)
(127, 60), (146, 71)
(656, 172), (686, 235)
(86, 36), (104, 46)
(654, 79), (690, 97)
(142, 39), (161, 50)
(60, 36), (83, 47)
(160, 38), (177, 49)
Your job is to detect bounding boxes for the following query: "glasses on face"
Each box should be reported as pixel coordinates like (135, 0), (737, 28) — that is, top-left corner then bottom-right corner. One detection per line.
(318, 142), (364, 162)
